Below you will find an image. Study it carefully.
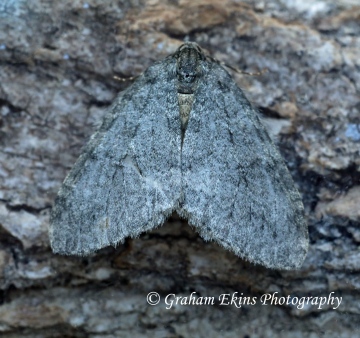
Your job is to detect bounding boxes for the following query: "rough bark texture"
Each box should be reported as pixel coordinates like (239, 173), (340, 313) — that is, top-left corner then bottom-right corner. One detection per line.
(0, 0), (359, 337)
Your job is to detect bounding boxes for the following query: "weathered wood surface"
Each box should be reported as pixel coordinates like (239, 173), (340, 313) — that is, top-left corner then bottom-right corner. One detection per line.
(0, 0), (359, 337)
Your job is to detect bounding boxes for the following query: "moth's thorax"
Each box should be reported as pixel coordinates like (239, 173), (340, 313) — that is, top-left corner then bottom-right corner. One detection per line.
(175, 42), (205, 95)
(175, 43), (205, 134)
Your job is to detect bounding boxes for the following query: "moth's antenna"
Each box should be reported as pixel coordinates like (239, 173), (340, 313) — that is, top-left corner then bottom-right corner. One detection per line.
(223, 63), (268, 76)
(113, 75), (137, 82)
(206, 55), (268, 76)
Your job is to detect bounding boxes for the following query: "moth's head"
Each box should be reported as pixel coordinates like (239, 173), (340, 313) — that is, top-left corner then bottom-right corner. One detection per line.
(175, 42), (206, 94)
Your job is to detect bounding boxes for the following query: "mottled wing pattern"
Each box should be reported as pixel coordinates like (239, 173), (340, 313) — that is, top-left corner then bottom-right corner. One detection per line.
(50, 59), (182, 255)
(180, 62), (308, 269)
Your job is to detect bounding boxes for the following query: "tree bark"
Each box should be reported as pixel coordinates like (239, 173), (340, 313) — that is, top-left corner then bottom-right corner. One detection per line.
(0, 0), (359, 336)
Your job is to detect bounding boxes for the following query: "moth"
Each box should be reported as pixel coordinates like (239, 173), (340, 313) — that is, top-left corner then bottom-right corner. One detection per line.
(50, 42), (308, 269)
